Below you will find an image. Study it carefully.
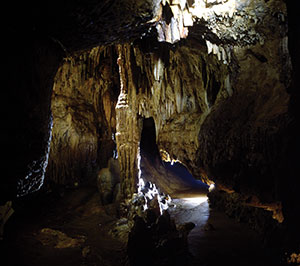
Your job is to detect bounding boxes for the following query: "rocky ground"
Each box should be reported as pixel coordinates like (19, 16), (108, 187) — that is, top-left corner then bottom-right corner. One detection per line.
(169, 198), (281, 266)
(1, 184), (126, 266)
(1, 180), (285, 266)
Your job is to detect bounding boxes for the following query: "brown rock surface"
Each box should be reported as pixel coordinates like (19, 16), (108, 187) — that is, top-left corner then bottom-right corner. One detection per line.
(47, 0), (292, 220)
(113, 23), (291, 206)
(46, 46), (119, 186)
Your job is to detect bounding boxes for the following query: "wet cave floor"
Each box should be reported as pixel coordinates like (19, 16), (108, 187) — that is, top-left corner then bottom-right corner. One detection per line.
(1, 185), (276, 266)
(169, 199), (275, 266)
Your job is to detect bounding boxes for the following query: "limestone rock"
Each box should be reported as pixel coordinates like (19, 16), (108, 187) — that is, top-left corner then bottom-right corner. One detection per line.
(47, 10), (292, 237)
(81, 246), (91, 258)
(97, 158), (121, 204)
(112, 0), (291, 215)
(97, 168), (114, 204)
(4, 0), (156, 201)
(287, 253), (300, 264)
(46, 46), (119, 186)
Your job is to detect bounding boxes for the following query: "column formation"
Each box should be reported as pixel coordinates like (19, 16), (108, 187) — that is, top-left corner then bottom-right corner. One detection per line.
(115, 45), (140, 199)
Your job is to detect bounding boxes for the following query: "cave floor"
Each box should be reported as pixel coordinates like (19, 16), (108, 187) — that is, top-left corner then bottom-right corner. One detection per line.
(1, 185), (127, 266)
(2, 186), (279, 266)
(169, 198), (278, 266)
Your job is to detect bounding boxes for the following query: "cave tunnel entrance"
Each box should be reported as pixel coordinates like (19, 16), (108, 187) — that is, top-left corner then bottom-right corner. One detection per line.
(162, 160), (210, 197)
(139, 117), (209, 199)
(140, 117), (160, 160)
(137, 119), (271, 266)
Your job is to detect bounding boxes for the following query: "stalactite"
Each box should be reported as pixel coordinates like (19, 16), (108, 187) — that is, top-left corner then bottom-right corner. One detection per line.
(111, 38), (231, 200)
(48, 0), (290, 215)
(47, 46), (118, 186)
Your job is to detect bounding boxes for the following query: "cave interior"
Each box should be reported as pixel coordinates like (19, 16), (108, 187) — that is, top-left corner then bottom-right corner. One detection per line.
(1, 0), (300, 265)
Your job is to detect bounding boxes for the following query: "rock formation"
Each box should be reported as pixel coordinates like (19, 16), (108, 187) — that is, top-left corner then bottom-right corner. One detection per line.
(97, 158), (121, 204)
(2, 0), (300, 260)
(46, 46), (119, 186)
(41, 0), (293, 243)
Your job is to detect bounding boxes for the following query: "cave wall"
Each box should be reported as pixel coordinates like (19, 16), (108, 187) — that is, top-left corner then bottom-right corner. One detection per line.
(0, 1), (298, 259)
(1, 34), (64, 202)
(4, 0), (291, 202)
(46, 46), (119, 186)
(114, 17), (291, 206)
(6, 0), (155, 52)
(282, 0), (300, 249)
(1, 0), (158, 202)
(114, 39), (230, 198)
(197, 38), (291, 202)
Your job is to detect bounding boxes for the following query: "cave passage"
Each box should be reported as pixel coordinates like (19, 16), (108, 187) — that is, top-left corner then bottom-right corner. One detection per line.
(162, 160), (209, 197)
(140, 117), (161, 160)
(139, 117), (209, 198)
(138, 120), (273, 266)
(168, 197), (274, 266)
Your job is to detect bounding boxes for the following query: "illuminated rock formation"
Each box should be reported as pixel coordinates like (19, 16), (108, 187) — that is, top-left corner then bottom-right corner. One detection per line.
(3, 0), (300, 259)
(47, 46), (119, 186)
(46, 0), (291, 226)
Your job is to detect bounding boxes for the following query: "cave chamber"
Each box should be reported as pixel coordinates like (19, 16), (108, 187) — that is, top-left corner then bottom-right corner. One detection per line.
(1, 0), (300, 265)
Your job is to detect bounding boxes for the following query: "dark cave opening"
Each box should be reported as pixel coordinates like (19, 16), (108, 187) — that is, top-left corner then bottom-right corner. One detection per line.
(162, 161), (209, 194)
(140, 117), (160, 160)
(134, 121), (276, 266)
(139, 117), (209, 198)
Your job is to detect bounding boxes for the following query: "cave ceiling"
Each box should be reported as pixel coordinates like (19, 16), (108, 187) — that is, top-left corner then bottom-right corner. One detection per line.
(8, 0), (286, 52)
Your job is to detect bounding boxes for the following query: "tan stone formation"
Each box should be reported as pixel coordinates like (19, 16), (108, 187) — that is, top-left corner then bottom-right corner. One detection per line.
(47, 46), (119, 185)
(115, 45), (142, 199)
(2, 0), (300, 260)
(97, 158), (121, 204)
(46, 0), (291, 226)
(114, 41), (219, 197)
(113, 1), (291, 219)
(153, 0), (286, 45)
